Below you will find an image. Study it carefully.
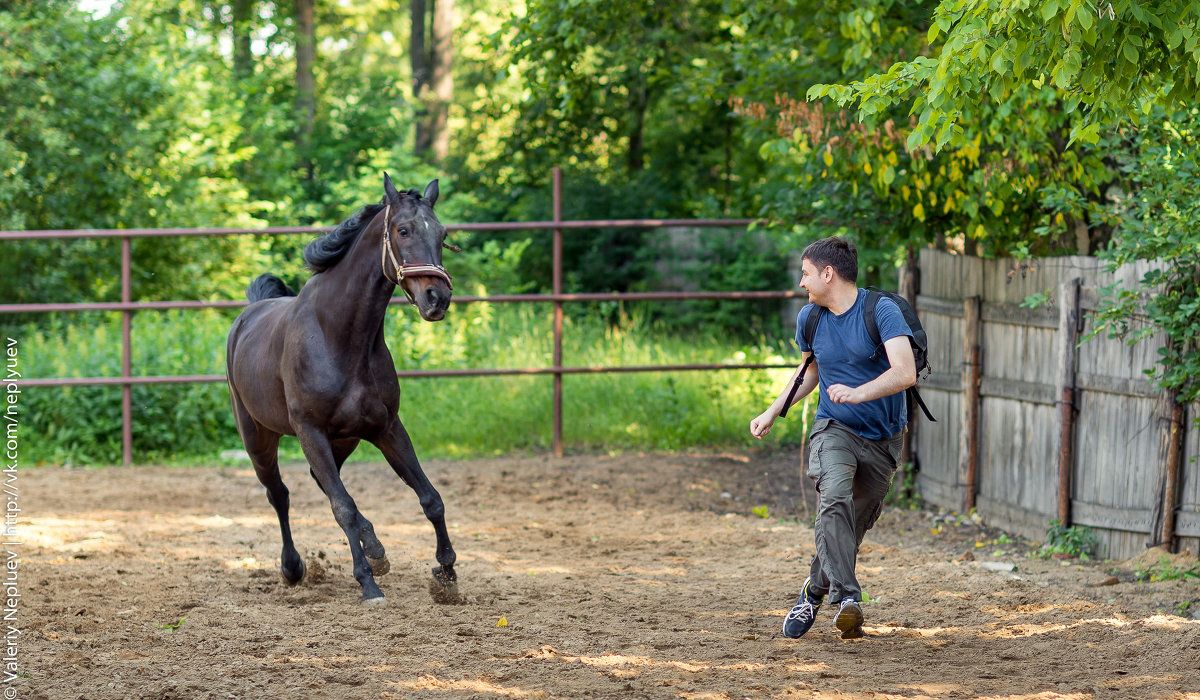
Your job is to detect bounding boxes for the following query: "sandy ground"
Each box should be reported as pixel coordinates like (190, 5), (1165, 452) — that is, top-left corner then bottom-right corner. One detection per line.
(13, 449), (1200, 699)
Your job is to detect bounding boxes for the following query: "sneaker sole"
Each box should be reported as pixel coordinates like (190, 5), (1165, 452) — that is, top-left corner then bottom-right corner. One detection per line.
(835, 605), (864, 639)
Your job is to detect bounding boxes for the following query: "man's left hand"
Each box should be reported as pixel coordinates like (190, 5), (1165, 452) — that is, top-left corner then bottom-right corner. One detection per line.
(826, 383), (863, 404)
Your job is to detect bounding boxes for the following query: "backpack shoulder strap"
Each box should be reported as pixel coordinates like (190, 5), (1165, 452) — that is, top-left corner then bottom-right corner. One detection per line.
(778, 354), (814, 419)
(783, 305), (823, 420)
(909, 386), (937, 422)
(802, 303), (824, 349)
(863, 288), (883, 358)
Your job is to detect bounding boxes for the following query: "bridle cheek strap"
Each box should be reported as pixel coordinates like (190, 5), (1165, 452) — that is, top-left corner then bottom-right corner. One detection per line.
(380, 204), (454, 305)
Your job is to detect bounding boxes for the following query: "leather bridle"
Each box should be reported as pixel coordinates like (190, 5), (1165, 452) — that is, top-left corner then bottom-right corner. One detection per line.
(379, 203), (453, 304)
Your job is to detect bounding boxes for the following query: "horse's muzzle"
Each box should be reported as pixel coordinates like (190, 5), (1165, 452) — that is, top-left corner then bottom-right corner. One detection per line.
(408, 278), (451, 321)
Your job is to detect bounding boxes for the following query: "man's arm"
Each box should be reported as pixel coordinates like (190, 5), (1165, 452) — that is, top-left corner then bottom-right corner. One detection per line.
(825, 336), (916, 405)
(750, 353), (819, 439)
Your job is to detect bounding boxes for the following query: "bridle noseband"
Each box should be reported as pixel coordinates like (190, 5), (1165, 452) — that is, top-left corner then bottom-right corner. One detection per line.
(379, 203), (453, 305)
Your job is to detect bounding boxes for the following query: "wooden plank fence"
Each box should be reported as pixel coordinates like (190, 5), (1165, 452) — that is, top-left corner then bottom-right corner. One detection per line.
(908, 249), (1198, 560)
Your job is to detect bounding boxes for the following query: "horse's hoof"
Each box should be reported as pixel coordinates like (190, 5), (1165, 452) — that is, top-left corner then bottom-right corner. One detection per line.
(361, 595), (387, 606)
(429, 576), (465, 605)
(367, 555), (390, 577)
(281, 559), (306, 586)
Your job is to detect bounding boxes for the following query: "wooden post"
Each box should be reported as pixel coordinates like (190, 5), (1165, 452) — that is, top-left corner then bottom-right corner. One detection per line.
(1054, 278), (1082, 525)
(959, 296), (982, 512)
(1153, 392), (1186, 551)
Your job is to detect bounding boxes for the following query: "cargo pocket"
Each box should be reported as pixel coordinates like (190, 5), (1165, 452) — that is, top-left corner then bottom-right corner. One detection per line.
(805, 419), (833, 481)
(887, 431), (904, 466)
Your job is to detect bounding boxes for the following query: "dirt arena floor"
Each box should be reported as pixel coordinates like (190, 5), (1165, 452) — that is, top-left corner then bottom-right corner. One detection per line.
(15, 449), (1200, 699)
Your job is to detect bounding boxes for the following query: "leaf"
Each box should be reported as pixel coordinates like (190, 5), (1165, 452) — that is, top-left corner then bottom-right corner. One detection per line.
(497, 617), (508, 627)
(823, 148), (834, 166)
(1122, 42), (1139, 64)
(906, 126), (928, 152)
(752, 505), (770, 519)
(1076, 6), (1093, 30)
(158, 617), (187, 631)
(990, 49), (1006, 75)
(913, 202), (926, 222)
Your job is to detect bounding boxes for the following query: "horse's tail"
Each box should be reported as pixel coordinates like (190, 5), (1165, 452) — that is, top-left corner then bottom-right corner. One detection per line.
(246, 273), (297, 303)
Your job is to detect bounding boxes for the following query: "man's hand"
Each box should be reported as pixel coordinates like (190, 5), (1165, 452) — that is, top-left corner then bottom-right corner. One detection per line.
(826, 383), (865, 404)
(749, 410), (777, 439)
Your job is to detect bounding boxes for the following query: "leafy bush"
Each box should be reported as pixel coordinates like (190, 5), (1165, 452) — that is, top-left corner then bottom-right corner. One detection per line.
(1133, 557), (1200, 583)
(1039, 519), (1099, 560)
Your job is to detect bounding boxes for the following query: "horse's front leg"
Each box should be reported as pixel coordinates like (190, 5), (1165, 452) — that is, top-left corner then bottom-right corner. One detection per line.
(295, 425), (386, 604)
(373, 419), (461, 604)
(306, 438), (389, 577)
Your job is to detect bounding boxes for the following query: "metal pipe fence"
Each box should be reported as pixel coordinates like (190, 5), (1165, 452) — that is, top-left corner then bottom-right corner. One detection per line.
(1, 169), (802, 464)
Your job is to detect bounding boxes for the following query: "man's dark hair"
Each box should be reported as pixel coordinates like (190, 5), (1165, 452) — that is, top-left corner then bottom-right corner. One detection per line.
(801, 236), (858, 283)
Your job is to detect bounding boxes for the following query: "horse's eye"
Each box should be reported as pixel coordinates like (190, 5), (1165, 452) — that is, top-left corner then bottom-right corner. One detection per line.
(398, 227), (409, 237)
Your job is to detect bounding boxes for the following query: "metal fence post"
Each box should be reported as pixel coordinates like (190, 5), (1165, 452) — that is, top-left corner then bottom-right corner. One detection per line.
(552, 168), (564, 457)
(121, 236), (133, 466)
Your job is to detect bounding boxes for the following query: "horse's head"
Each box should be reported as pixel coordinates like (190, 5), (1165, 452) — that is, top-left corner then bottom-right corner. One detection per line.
(381, 173), (453, 321)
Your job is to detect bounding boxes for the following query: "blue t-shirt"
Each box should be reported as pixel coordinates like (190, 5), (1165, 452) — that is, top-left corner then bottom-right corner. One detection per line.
(796, 289), (912, 440)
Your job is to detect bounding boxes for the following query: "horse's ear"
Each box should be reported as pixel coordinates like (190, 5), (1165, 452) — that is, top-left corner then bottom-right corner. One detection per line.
(383, 172), (400, 203)
(423, 179), (439, 207)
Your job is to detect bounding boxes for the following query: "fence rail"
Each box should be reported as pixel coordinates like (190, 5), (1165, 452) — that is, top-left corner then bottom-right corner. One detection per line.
(1, 168), (802, 465)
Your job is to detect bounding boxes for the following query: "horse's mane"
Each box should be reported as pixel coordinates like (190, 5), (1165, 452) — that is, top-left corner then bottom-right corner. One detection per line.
(303, 190), (424, 272)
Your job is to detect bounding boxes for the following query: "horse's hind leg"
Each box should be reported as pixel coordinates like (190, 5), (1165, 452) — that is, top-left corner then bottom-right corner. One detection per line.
(373, 419), (459, 603)
(295, 426), (385, 603)
(231, 398), (304, 585)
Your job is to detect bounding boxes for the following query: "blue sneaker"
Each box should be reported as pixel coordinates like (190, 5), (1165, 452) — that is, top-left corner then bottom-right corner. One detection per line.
(835, 597), (864, 639)
(781, 578), (824, 638)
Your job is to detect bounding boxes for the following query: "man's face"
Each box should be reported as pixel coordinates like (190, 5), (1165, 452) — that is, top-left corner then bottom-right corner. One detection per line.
(799, 259), (832, 303)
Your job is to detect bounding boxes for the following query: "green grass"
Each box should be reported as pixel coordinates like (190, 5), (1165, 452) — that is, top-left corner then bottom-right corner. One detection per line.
(9, 303), (814, 466)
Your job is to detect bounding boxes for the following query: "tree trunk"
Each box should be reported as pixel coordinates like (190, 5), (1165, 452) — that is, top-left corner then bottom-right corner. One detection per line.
(232, 0), (254, 82)
(428, 0), (454, 163)
(411, 0), (430, 154)
(294, 0), (316, 181)
(626, 70), (647, 172)
(413, 0), (452, 162)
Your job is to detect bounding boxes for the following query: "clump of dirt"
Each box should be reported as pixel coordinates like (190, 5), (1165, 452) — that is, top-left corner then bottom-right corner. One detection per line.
(1118, 545), (1199, 573)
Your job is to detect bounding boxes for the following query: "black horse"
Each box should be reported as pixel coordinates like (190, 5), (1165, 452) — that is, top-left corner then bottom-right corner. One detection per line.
(226, 174), (458, 604)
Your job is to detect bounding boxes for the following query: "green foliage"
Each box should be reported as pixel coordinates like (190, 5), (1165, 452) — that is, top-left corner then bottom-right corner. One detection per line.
(647, 227), (792, 339)
(493, 0), (745, 206)
(16, 311), (239, 464)
(731, 0), (1120, 259)
(1084, 109), (1200, 405)
(1020, 291), (1052, 309)
(817, 0), (1200, 152)
(884, 463), (923, 510)
(1133, 558), (1200, 583)
(1039, 519), (1098, 560)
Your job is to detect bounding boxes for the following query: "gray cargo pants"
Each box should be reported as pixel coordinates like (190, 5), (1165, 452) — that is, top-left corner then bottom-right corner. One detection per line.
(805, 418), (903, 603)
